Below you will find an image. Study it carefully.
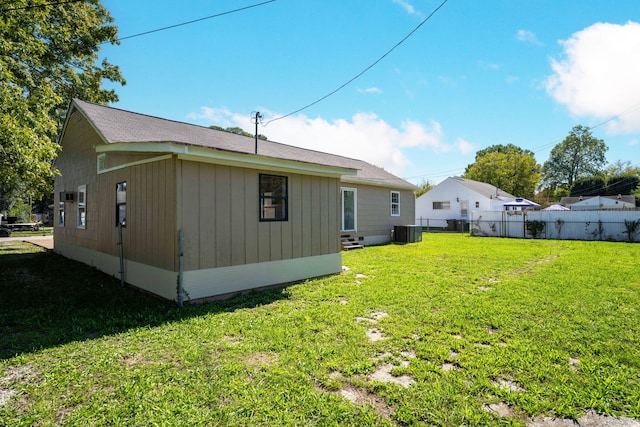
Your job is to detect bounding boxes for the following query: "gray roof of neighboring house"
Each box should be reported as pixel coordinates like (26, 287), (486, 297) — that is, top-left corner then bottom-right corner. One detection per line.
(448, 176), (516, 199)
(559, 195), (636, 206)
(70, 99), (417, 190)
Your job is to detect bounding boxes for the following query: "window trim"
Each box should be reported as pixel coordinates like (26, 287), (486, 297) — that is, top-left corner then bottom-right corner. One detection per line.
(77, 185), (86, 229)
(259, 174), (288, 222)
(432, 201), (451, 210)
(390, 191), (400, 217)
(341, 187), (357, 232)
(58, 201), (65, 227)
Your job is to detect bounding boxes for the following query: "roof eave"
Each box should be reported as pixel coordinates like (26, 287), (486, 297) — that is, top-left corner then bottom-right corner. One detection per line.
(341, 175), (419, 190)
(95, 142), (357, 178)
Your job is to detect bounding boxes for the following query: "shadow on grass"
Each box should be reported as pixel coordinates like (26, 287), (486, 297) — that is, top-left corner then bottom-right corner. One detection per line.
(0, 243), (290, 360)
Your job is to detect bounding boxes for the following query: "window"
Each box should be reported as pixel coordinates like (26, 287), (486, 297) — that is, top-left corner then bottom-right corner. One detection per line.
(390, 191), (400, 216)
(77, 185), (86, 228)
(116, 181), (127, 226)
(460, 201), (468, 217)
(341, 188), (357, 231)
(259, 174), (288, 221)
(58, 202), (65, 227)
(475, 201), (480, 208)
(432, 201), (451, 210)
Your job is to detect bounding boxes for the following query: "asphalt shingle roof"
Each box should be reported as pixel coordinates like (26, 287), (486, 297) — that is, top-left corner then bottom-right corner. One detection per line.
(71, 99), (416, 190)
(449, 176), (516, 199)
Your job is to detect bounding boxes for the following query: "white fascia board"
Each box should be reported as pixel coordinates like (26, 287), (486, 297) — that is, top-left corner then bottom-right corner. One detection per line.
(340, 175), (418, 191)
(96, 142), (357, 178)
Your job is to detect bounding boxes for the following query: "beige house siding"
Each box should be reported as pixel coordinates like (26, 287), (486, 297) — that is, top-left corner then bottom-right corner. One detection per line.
(177, 160), (341, 272)
(344, 184), (415, 245)
(55, 111), (178, 272)
(54, 110), (102, 251)
(94, 159), (177, 271)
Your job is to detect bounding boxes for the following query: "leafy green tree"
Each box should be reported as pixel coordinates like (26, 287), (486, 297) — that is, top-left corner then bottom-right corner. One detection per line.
(463, 144), (541, 198)
(569, 177), (606, 196)
(541, 125), (607, 192)
(604, 160), (640, 178)
(0, 0), (125, 201)
(415, 179), (433, 198)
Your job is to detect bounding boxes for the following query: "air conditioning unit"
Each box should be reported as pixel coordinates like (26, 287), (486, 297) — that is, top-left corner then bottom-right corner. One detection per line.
(60, 191), (75, 202)
(394, 225), (423, 243)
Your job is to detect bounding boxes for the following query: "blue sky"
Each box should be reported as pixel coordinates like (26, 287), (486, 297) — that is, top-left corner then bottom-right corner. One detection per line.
(99, 0), (640, 185)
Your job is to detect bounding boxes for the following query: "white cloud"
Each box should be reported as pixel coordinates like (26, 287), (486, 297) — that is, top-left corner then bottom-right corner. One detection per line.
(545, 21), (640, 134)
(478, 60), (500, 71)
(455, 138), (476, 155)
(516, 29), (542, 45)
(188, 107), (471, 176)
(393, 0), (420, 16)
(357, 87), (381, 94)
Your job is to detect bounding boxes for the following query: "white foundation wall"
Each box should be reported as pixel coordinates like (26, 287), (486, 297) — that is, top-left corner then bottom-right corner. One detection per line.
(184, 253), (342, 300)
(55, 241), (341, 302)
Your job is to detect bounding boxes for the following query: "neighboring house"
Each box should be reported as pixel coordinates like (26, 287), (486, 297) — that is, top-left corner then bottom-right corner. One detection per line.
(503, 198), (540, 211)
(415, 176), (515, 228)
(54, 100), (416, 303)
(560, 195), (636, 211)
(543, 204), (570, 211)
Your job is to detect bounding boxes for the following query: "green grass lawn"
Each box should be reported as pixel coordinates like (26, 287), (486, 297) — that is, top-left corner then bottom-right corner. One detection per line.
(1, 235), (639, 426)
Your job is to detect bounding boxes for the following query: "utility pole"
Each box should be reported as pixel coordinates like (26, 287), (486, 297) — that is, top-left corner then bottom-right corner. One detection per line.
(252, 111), (263, 154)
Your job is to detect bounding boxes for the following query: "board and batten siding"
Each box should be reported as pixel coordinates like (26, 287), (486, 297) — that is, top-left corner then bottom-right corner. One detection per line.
(346, 184), (415, 245)
(177, 160), (341, 272)
(94, 158), (177, 271)
(54, 109), (178, 272)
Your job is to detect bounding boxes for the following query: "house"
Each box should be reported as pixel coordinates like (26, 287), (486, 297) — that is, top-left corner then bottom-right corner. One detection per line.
(503, 198), (540, 211)
(560, 195), (636, 211)
(415, 176), (516, 229)
(53, 100), (416, 303)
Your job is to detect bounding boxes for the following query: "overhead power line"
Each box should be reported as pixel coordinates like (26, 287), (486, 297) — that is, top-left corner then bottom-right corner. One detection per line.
(110, 0), (277, 43)
(264, 0), (449, 125)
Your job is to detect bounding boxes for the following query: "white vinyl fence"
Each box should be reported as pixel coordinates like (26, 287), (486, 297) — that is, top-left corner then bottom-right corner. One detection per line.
(469, 210), (640, 242)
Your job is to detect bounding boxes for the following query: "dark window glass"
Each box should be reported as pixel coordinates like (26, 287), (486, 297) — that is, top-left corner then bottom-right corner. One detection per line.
(116, 181), (127, 226)
(260, 174), (288, 221)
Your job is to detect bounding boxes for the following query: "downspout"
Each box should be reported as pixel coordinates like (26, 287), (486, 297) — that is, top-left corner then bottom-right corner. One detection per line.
(177, 229), (185, 307)
(117, 222), (125, 287)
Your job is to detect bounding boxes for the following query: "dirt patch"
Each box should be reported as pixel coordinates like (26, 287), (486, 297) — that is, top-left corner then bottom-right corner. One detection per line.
(528, 410), (640, 427)
(370, 362), (415, 388)
(357, 311), (388, 324)
(568, 358), (580, 371)
(366, 328), (386, 342)
(221, 335), (242, 345)
(441, 363), (460, 372)
(1, 365), (35, 407)
(337, 384), (394, 420)
(245, 352), (278, 367)
(484, 404), (640, 427)
(484, 402), (516, 417)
